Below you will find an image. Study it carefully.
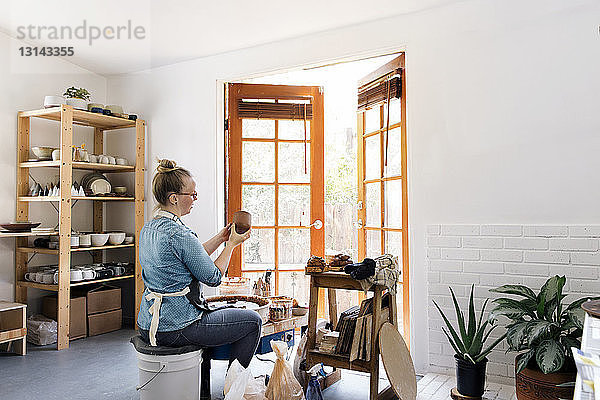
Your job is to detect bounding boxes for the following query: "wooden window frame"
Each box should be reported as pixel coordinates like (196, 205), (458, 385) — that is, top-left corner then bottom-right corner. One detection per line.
(357, 54), (410, 347)
(226, 83), (324, 297)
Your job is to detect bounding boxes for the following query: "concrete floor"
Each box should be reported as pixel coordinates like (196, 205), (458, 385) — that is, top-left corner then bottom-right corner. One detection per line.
(0, 329), (404, 400)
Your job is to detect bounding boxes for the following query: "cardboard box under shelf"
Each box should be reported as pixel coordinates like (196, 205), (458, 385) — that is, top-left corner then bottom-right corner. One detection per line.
(86, 286), (121, 315)
(88, 309), (122, 336)
(42, 295), (87, 340)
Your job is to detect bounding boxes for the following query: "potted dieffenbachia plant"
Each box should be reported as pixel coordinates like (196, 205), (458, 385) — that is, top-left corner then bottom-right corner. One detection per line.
(489, 275), (599, 400)
(433, 285), (506, 397)
(63, 86), (91, 110)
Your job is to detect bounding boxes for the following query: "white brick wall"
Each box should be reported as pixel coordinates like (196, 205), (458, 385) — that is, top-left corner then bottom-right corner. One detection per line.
(426, 224), (600, 380)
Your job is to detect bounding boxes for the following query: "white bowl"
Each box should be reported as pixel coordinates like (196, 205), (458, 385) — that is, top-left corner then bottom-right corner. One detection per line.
(31, 146), (56, 160)
(44, 95), (65, 108)
(108, 232), (126, 245)
(90, 233), (109, 247)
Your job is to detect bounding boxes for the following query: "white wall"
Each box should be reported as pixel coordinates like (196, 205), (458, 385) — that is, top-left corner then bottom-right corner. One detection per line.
(106, 0), (600, 377)
(0, 31), (107, 312)
(427, 224), (600, 383)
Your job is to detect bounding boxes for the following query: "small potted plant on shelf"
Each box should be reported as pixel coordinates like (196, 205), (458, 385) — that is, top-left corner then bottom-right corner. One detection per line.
(433, 285), (506, 397)
(489, 275), (599, 400)
(63, 87), (91, 110)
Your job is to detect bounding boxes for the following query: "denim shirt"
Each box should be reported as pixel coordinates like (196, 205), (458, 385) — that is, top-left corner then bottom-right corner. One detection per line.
(137, 212), (222, 332)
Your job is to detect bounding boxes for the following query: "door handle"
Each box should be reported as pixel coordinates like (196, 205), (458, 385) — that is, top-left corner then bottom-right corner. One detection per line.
(308, 219), (323, 230)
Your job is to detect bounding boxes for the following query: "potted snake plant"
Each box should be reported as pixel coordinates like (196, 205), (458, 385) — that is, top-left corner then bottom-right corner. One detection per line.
(433, 285), (506, 397)
(489, 275), (599, 400)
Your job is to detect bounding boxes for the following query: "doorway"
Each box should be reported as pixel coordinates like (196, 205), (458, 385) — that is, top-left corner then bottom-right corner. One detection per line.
(224, 53), (409, 342)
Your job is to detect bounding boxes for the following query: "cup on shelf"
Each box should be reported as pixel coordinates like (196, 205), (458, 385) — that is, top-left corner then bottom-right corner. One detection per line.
(112, 266), (126, 276)
(79, 233), (91, 247)
(107, 156), (116, 165)
(108, 232), (126, 245)
(35, 272), (45, 283)
(99, 155), (110, 164)
(71, 235), (79, 248)
(52, 149), (60, 161)
(81, 268), (96, 280)
(41, 272), (54, 284)
(24, 272), (34, 281)
(70, 269), (83, 282)
(89, 154), (98, 164)
(116, 157), (128, 166)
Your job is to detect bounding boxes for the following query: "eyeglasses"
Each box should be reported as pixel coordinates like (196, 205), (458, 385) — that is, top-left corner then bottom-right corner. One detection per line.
(177, 191), (198, 200)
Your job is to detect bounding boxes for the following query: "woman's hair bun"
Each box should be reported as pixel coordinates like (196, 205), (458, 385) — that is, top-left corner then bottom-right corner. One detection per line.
(156, 159), (179, 173)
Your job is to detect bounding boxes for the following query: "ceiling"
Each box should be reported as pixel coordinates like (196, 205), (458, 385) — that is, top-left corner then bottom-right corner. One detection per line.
(1, 0), (454, 75)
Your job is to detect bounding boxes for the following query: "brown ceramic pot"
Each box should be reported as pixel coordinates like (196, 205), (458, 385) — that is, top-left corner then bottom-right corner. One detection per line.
(515, 363), (575, 400)
(233, 211), (251, 234)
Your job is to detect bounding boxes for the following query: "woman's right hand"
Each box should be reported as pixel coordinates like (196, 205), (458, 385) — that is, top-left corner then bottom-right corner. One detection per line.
(227, 224), (251, 247)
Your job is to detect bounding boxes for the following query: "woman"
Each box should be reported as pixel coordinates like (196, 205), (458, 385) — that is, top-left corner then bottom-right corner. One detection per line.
(137, 159), (261, 368)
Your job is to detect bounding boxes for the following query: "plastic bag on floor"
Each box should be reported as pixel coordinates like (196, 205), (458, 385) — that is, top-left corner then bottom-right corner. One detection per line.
(244, 377), (268, 400)
(224, 359), (267, 400)
(266, 340), (306, 400)
(26, 314), (57, 346)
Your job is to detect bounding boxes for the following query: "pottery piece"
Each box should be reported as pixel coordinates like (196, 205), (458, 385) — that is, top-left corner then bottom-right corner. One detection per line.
(108, 232), (126, 245)
(44, 95), (65, 108)
(233, 211), (252, 234)
(90, 233), (109, 247)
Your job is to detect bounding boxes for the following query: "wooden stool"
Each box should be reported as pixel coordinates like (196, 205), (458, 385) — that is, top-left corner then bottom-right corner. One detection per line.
(0, 301), (27, 355)
(451, 387), (483, 400)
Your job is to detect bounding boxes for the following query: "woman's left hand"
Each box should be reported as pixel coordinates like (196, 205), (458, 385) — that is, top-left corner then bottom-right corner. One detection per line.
(217, 223), (232, 244)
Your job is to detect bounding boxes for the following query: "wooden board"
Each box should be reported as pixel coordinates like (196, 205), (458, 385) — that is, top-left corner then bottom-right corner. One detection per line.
(451, 387), (482, 400)
(379, 322), (417, 400)
(20, 161), (134, 172)
(0, 302), (26, 312)
(18, 107), (136, 129)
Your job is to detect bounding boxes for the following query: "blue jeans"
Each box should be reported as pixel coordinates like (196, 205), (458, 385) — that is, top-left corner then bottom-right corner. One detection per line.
(140, 308), (262, 368)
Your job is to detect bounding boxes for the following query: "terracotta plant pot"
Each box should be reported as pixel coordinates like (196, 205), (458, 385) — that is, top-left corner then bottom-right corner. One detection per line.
(233, 211), (251, 234)
(515, 364), (575, 400)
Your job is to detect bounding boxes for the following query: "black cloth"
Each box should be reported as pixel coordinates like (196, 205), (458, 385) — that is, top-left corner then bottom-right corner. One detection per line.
(344, 258), (376, 280)
(185, 278), (235, 312)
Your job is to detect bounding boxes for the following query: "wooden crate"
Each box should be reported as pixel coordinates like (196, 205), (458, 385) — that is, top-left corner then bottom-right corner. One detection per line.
(0, 301), (27, 355)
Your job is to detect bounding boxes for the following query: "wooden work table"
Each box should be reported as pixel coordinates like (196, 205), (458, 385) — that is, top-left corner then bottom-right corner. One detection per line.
(306, 272), (398, 400)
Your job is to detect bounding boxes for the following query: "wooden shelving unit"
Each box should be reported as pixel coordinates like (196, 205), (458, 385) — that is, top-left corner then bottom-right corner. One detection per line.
(306, 272), (398, 400)
(14, 105), (145, 350)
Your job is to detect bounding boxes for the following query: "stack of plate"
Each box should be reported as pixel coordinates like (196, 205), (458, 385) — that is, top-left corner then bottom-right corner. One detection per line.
(81, 173), (111, 195)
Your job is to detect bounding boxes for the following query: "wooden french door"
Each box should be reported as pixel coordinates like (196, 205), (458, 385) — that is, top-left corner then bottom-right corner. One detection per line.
(226, 83), (324, 304)
(356, 55), (410, 346)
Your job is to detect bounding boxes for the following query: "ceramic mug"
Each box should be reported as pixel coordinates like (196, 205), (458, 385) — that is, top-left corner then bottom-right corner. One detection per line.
(112, 266), (126, 276)
(71, 235), (79, 248)
(25, 272), (34, 281)
(79, 233), (91, 247)
(70, 269), (83, 282)
(107, 156), (116, 165)
(81, 268), (96, 280)
(42, 272), (54, 284)
(99, 155), (110, 164)
(52, 149), (60, 161)
(89, 154), (98, 164)
(35, 272), (45, 283)
(116, 157), (128, 166)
